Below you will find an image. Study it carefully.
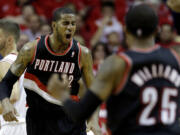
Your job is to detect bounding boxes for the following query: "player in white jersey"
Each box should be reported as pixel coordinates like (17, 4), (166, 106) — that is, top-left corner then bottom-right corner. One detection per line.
(0, 20), (27, 135)
(0, 54), (27, 135)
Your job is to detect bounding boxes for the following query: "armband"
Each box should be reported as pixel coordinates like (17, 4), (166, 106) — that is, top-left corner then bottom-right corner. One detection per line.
(0, 70), (19, 100)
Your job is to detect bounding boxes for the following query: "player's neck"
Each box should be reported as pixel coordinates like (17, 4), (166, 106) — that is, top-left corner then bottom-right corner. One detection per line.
(0, 43), (17, 57)
(49, 34), (70, 53)
(130, 36), (155, 49)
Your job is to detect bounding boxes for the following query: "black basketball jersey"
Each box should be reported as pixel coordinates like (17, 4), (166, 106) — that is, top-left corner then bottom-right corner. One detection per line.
(107, 45), (180, 135)
(24, 35), (82, 110)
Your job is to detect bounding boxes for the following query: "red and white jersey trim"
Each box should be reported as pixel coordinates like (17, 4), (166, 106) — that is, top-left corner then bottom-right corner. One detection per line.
(23, 78), (63, 106)
(0, 53), (17, 64)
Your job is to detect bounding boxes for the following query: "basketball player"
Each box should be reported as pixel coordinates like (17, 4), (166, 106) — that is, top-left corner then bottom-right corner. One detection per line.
(48, 4), (180, 135)
(0, 20), (27, 135)
(0, 7), (94, 135)
(167, 0), (180, 12)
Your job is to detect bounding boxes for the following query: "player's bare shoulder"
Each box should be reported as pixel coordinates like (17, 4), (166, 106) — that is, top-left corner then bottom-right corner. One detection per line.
(80, 45), (91, 58)
(11, 39), (39, 76)
(99, 54), (126, 76)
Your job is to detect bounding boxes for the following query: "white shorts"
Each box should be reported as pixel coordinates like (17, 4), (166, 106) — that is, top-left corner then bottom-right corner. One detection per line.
(0, 119), (26, 135)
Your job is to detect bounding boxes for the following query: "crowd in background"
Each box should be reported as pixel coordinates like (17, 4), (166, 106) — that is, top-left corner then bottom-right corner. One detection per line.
(0, 0), (180, 74)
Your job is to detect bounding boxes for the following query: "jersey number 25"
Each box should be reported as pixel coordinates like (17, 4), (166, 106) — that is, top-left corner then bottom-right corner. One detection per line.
(138, 87), (178, 126)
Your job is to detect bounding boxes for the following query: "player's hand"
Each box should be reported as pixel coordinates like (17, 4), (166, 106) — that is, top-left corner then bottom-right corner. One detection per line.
(167, 0), (180, 12)
(47, 74), (70, 102)
(1, 98), (18, 122)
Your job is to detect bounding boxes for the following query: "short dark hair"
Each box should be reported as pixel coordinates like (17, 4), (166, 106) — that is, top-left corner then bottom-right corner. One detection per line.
(0, 20), (20, 43)
(125, 4), (158, 38)
(52, 7), (75, 22)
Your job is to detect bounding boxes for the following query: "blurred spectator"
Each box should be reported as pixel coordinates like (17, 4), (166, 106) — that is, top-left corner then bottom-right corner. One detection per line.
(145, 0), (173, 25)
(17, 34), (29, 51)
(90, 1), (123, 47)
(0, 0), (31, 18)
(107, 31), (121, 54)
(20, 4), (36, 25)
(91, 42), (110, 135)
(4, 4), (36, 28)
(0, 0), (46, 25)
(157, 23), (179, 47)
(74, 13), (91, 47)
(92, 42), (110, 75)
(40, 23), (51, 36)
(22, 14), (41, 41)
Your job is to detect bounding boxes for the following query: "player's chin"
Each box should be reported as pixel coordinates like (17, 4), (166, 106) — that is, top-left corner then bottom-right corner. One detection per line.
(63, 37), (72, 44)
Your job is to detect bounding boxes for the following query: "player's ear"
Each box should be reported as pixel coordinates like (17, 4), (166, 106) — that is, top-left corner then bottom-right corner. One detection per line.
(52, 21), (57, 30)
(6, 35), (14, 45)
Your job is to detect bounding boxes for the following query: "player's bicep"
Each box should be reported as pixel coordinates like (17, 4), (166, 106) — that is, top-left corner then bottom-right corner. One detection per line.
(81, 47), (94, 88)
(0, 62), (11, 80)
(10, 81), (20, 104)
(11, 41), (37, 76)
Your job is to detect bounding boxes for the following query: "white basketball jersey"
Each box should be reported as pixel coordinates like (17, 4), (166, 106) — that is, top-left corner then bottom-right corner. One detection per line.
(14, 74), (27, 118)
(0, 53), (17, 64)
(0, 53), (27, 126)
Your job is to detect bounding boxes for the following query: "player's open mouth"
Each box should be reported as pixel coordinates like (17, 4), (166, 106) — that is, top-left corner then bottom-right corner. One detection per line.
(66, 34), (71, 39)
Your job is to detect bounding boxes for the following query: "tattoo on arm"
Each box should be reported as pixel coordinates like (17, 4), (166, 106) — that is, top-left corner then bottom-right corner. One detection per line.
(10, 41), (37, 76)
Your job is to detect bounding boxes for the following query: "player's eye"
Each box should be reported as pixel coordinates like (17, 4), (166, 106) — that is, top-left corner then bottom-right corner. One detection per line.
(72, 22), (76, 26)
(62, 22), (69, 25)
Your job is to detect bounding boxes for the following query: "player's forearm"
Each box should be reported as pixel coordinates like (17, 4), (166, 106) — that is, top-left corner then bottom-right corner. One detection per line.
(63, 90), (102, 122)
(0, 70), (19, 100)
(0, 103), (2, 114)
(10, 81), (20, 104)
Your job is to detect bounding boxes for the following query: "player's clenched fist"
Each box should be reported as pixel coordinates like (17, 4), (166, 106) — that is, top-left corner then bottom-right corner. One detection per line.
(1, 98), (18, 122)
(47, 74), (70, 102)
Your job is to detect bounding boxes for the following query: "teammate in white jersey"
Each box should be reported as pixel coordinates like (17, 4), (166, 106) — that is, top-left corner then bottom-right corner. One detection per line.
(0, 20), (27, 135)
